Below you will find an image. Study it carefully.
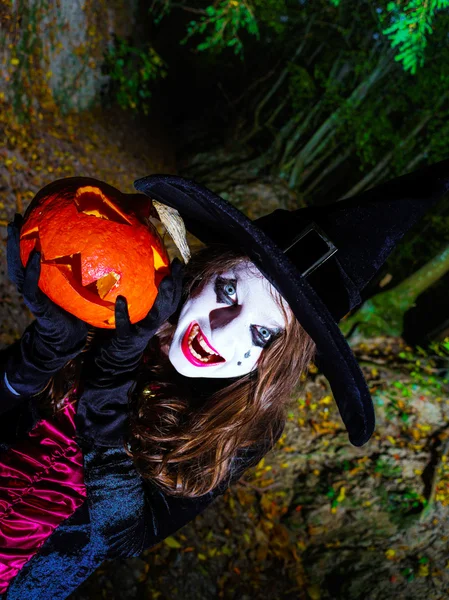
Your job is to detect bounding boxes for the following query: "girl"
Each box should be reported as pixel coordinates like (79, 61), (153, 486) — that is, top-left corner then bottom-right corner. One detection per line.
(0, 158), (447, 599)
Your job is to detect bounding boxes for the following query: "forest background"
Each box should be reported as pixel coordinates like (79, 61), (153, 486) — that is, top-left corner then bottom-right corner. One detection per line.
(1, 0), (449, 598)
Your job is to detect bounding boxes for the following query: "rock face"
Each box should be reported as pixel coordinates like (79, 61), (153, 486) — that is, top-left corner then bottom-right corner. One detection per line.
(2, 0), (138, 112)
(179, 144), (301, 219)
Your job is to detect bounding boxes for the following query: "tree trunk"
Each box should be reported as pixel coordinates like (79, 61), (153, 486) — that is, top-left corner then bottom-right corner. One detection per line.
(287, 51), (395, 188)
(339, 92), (449, 201)
(340, 243), (449, 342)
(239, 17), (317, 146)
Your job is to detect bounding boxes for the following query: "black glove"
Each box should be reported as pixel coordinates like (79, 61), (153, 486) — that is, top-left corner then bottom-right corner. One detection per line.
(3, 213), (89, 398)
(75, 259), (184, 448)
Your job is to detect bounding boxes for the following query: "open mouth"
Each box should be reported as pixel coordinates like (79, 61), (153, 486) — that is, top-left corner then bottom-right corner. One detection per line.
(181, 321), (226, 367)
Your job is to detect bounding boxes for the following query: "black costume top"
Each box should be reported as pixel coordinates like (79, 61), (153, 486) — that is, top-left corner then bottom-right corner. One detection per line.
(0, 339), (279, 599)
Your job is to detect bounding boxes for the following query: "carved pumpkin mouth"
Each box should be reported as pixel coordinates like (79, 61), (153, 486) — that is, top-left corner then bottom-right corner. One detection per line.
(20, 232), (118, 314)
(20, 180), (169, 328)
(43, 253), (119, 309)
(20, 186), (130, 315)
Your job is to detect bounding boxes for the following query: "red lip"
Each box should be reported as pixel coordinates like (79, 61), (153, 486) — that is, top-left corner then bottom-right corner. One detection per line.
(181, 321), (226, 367)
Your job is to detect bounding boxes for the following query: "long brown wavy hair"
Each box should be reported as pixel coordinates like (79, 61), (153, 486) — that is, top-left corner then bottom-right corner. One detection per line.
(43, 244), (317, 498)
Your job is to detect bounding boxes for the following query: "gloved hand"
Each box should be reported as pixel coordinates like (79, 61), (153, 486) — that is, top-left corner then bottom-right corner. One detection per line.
(75, 258), (184, 448)
(3, 213), (89, 398)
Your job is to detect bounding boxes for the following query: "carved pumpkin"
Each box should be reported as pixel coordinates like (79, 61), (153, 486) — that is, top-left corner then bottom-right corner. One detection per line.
(20, 177), (170, 329)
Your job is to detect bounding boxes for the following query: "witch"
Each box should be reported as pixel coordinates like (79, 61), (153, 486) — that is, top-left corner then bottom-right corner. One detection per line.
(0, 159), (448, 599)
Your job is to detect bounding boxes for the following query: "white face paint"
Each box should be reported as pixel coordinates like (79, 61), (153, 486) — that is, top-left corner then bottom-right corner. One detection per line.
(168, 261), (287, 378)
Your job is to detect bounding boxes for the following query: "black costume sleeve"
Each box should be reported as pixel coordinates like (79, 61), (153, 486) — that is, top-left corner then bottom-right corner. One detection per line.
(0, 336), (284, 599)
(3, 439), (277, 600)
(75, 363), (283, 558)
(80, 431), (277, 561)
(0, 342), (43, 450)
(77, 394), (282, 561)
(81, 444), (225, 559)
(137, 437), (279, 554)
(0, 341), (28, 414)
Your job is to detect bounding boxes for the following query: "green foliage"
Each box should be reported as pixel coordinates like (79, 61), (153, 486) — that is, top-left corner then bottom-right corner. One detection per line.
(149, 0), (449, 78)
(252, 0), (289, 35)
(151, 0), (173, 26)
(381, 0), (449, 75)
(102, 37), (168, 115)
(287, 64), (316, 110)
(425, 109), (449, 162)
(180, 1), (260, 58)
(374, 458), (402, 478)
(373, 338), (449, 421)
(376, 484), (427, 527)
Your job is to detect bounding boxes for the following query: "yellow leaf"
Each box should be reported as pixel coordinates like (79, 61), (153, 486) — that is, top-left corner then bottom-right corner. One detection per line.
(336, 487), (346, 503)
(10, 58), (19, 66)
(320, 395), (332, 405)
(307, 584), (321, 599)
(418, 564), (429, 577)
(164, 536), (182, 549)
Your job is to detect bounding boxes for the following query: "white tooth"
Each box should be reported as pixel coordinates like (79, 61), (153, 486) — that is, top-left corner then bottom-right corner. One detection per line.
(199, 337), (215, 355)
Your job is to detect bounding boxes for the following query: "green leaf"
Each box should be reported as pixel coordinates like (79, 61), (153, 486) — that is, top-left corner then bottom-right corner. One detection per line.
(164, 536), (182, 549)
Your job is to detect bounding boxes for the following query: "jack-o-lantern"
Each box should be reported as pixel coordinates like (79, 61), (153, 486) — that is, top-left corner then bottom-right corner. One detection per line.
(20, 177), (170, 329)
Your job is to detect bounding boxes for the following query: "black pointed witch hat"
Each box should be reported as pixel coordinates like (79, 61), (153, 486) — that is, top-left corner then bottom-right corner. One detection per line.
(134, 158), (449, 447)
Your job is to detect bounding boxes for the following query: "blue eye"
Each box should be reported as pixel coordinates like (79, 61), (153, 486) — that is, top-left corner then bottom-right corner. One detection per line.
(215, 276), (238, 305)
(258, 327), (271, 340)
(251, 325), (278, 348)
(224, 282), (236, 296)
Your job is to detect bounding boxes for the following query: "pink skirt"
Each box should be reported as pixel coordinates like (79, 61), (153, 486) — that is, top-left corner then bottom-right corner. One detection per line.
(0, 399), (86, 593)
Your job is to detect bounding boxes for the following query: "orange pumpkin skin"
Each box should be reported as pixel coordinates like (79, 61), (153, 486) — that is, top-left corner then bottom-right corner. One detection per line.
(20, 177), (170, 329)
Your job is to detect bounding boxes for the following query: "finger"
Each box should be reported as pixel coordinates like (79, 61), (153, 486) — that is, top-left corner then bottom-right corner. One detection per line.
(170, 257), (184, 281)
(13, 213), (24, 229)
(158, 259), (184, 305)
(6, 219), (24, 292)
(142, 261), (184, 329)
(22, 250), (47, 310)
(115, 295), (132, 338)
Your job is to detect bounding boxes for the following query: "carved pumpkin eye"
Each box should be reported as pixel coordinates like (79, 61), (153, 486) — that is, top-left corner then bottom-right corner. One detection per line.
(20, 180), (170, 328)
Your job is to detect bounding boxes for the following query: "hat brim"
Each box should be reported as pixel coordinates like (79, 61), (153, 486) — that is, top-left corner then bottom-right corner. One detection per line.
(134, 174), (374, 446)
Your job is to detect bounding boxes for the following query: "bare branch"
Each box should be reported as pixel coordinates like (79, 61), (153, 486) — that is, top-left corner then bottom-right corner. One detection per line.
(171, 2), (207, 15)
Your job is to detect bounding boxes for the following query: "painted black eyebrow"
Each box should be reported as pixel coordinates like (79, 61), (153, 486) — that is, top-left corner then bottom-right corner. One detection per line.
(215, 275), (237, 284)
